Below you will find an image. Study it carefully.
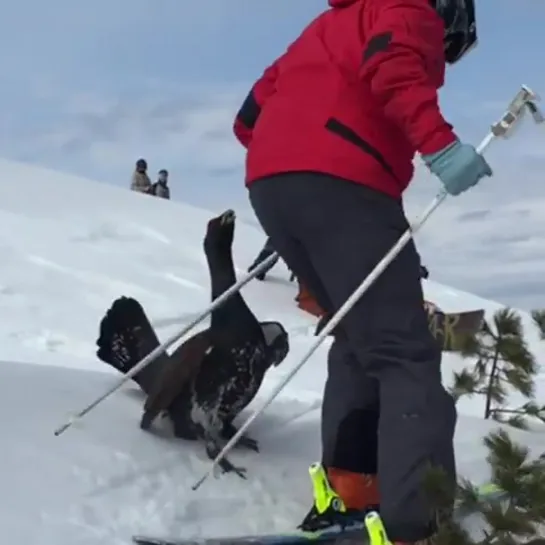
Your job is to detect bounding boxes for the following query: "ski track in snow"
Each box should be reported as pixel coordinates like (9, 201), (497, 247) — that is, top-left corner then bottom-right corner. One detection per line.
(0, 159), (544, 544)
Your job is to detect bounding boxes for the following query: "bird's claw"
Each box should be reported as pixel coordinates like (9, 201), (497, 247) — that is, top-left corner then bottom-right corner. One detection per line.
(219, 457), (247, 479)
(236, 434), (259, 452)
(206, 439), (247, 480)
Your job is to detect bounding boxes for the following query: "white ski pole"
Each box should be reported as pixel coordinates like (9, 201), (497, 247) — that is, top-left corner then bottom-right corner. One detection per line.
(53, 252), (279, 437)
(191, 84), (544, 491)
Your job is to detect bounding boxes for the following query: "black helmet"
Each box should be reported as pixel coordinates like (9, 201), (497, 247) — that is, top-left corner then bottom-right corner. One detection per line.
(432, 0), (477, 64)
(136, 158), (147, 170)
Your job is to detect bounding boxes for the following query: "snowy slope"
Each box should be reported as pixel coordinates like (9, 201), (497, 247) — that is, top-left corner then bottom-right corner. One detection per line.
(1, 159), (544, 545)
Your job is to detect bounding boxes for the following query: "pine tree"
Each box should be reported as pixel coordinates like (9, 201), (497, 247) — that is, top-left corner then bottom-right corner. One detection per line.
(449, 308), (545, 429)
(425, 308), (545, 544)
(428, 429), (545, 545)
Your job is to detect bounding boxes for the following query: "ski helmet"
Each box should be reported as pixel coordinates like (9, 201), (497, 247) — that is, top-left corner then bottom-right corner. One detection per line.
(432, 0), (477, 64)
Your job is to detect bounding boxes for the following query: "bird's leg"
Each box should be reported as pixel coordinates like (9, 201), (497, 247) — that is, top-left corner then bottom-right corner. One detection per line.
(205, 437), (247, 479)
(221, 421), (259, 452)
(197, 413), (247, 479)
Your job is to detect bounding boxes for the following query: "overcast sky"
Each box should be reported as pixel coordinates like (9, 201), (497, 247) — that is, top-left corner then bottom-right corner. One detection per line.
(1, 0), (545, 309)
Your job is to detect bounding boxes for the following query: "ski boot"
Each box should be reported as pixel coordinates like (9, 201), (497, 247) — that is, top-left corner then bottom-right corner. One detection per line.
(365, 511), (394, 545)
(298, 463), (442, 545)
(361, 510), (433, 545)
(298, 463), (376, 533)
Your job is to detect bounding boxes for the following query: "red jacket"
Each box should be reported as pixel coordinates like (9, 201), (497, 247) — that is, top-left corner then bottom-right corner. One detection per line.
(233, 0), (457, 198)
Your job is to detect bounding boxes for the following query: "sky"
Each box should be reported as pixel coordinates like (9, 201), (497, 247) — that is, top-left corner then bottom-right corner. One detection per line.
(1, 0), (545, 310)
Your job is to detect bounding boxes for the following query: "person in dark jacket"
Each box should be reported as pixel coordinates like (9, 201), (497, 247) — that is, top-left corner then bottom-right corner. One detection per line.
(150, 169), (170, 199)
(247, 237), (279, 280)
(234, 0), (489, 543)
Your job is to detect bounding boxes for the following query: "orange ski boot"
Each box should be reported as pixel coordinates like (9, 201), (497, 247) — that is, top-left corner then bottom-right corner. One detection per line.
(298, 463), (379, 532)
(327, 467), (379, 511)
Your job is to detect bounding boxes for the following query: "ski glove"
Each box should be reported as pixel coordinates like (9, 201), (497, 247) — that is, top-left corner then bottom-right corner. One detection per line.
(422, 141), (492, 196)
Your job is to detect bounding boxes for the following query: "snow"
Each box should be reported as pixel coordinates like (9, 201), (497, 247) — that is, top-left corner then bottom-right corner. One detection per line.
(1, 158), (544, 545)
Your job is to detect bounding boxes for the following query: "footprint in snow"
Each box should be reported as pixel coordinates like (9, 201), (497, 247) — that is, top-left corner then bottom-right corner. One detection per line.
(161, 272), (204, 291)
(131, 224), (171, 245)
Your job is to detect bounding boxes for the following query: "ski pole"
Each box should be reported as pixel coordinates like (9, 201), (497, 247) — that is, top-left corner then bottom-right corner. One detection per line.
(191, 84), (544, 491)
(53, 251), (279, 437)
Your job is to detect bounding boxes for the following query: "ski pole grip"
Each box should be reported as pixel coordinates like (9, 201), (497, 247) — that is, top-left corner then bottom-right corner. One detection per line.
(490, 85), (543, 138)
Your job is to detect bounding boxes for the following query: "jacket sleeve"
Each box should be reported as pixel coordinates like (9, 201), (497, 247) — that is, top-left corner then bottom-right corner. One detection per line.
(360, 0), (457, 155)
(233, 61), (279, 148)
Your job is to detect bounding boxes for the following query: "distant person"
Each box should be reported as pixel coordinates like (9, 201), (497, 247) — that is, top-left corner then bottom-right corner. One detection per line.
(416, 251), (429, 279)
(150, 169), (171, 199)
(248, 237), (279, 281)
(131, 158), (152, 194)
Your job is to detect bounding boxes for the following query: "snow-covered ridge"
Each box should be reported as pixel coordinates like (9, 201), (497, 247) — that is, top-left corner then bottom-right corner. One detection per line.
(0, 158), (543, 545)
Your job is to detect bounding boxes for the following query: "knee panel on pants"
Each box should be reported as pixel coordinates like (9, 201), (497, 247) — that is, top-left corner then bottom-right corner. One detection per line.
(323, 409), (379, 475)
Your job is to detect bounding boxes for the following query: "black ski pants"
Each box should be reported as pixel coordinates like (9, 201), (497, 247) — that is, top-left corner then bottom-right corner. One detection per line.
(249, 172), (457, 542)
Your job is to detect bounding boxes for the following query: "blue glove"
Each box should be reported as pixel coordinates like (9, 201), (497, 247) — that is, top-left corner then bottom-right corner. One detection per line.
(422, 141), (492, 196)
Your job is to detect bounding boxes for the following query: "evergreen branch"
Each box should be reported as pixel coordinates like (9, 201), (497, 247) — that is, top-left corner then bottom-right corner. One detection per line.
(531, 308), (545, 340)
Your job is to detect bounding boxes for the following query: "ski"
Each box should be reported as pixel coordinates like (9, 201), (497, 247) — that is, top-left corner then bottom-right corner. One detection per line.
(132, 523), (367, 545)
(132, 481), (505, 545)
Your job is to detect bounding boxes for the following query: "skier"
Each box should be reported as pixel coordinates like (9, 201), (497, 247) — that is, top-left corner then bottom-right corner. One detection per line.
(130, 158), (152, 194)
(233, 0), (489, 544)
(247, 237), (279, 280)
(420, 265), (430, 280)
(150, 169), (171, 199)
